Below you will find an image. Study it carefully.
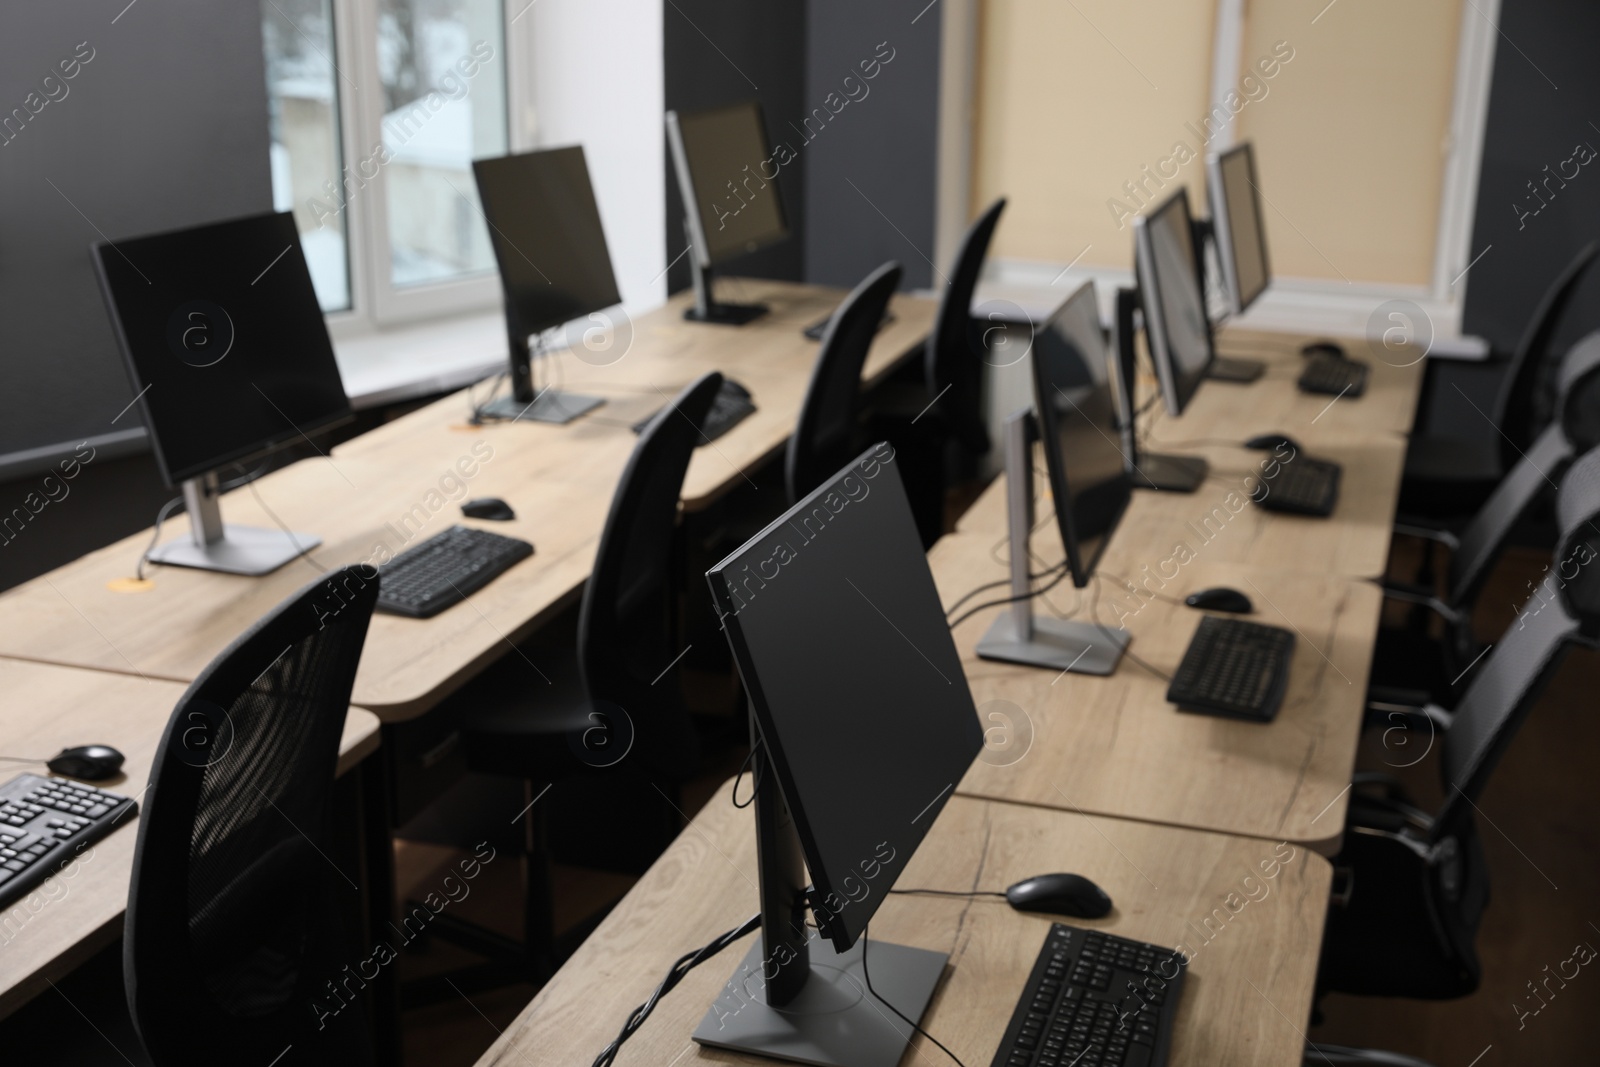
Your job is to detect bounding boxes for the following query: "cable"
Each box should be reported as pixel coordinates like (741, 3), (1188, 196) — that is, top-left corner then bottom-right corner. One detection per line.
(1088, 577), (1173, 682)
(889, 888), (1007, 900)
(591, 913), (760, 1067)
(0, 755), (46, 765)
(947, 564), (1074, 631)
(135, 495), (186, 581)
(945, 560), (1067, 619)
(861, 926), (969, 1067)
(1098, 570), (1186, 608)
(730, 738), (765, 809)
(467, 371), (507, 424)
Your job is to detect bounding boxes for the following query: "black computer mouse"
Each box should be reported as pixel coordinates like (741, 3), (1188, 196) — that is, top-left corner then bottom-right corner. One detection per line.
(1005, 873), (1113, 919)
(47, 745), (125, 781)
(462, 497), (515, 522)
(1185, 587), (1254, 614)
(1301, 340), (1348, 360)
(1244, 432), (1301, 453)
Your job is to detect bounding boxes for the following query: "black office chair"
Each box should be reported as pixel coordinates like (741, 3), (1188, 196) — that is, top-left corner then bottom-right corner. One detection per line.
(124, 566), (379, 1067)
(1400, 240), (1599, 519)
(1372, 331), (1600, 704)
(438, 372), (723, 979)
(1313, 449), (1600, 1045)
(871, 199), (1007, 543)
(788, 261), (904, 502)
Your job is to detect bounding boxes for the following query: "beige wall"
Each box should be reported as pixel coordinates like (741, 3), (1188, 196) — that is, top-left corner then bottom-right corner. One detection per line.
(971, 0), (1466, 288)
(1235, 0), (1463, 286)
(972, 0), (1220, 271)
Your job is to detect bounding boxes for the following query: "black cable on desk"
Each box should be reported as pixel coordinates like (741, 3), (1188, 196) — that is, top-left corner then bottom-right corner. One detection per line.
(947, 564), (1073, 631)
(861, 926), (969, 1067)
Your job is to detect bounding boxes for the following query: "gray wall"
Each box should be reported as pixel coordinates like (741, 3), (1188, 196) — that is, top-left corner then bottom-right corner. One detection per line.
(0, 1), (274, 467)
(803, 0), (941, 291)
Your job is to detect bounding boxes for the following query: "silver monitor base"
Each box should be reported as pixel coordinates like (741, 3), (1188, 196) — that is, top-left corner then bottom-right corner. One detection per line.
(693, 937), (948, 1067)
(149, 525), (320, 577)
(479, 391), (605, 424)
(977, 615), (1130, 676)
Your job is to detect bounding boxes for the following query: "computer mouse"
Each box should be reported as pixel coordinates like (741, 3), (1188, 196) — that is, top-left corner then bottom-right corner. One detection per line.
(462, 497), (515, 522)
(1301, 341), (1348, 360)
(47, 745), (125, 781)
(1005, 873), (1113, 919)
(1244, 432), (1301, 453)
(1185, 587), (1254, 614)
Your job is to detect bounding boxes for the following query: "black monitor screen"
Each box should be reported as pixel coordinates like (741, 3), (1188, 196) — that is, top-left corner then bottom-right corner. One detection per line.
(1212, 143), (1270, 313)
(707, 445), (982, 953)
(91, 212), (350, 486)
(669, 102), (789, 268)
(473, 146), (622, 338)
(1135, 188), (1213, 415)
(1031, 284), (1131, 587)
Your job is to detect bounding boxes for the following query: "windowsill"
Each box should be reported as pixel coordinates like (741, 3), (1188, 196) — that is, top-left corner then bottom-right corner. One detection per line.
(331, 309), (511, 410)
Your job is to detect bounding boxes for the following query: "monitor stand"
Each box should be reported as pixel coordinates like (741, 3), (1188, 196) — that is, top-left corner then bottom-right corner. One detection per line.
(149, 471), (320, 577)
(487, 331), (605, 424)
(976, 411), (1129, 676)
(692, 727), (947, 1067)
(685, 252), (767, 325)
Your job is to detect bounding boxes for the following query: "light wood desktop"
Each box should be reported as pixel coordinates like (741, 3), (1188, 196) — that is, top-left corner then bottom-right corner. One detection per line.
(474, 779), (1332, 1067)
(931, 532), (1380, 852)
(0, 658), (380, 1020)
(958, 435), (1408, 580)
(0, 281), (934, 721)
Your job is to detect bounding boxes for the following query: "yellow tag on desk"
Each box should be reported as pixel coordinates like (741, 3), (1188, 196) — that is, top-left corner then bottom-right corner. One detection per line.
(106, 577), (155, 593)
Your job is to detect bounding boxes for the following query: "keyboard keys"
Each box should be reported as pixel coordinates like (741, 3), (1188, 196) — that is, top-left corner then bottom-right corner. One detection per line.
(0, 774), (135, 909)
(1168, 616), (1296, 722)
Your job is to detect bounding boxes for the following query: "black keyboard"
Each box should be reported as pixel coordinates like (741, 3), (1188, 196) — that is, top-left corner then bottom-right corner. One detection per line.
(1298, 354), (1369, 397)
(376, 525), (534, 618)
(1255, 456), (1341, 517)
(1167, 616), (1296, 721)
(991, 924), (1185, 1067)
(632, 379), (756, 443)
(0, 774), (137, 909)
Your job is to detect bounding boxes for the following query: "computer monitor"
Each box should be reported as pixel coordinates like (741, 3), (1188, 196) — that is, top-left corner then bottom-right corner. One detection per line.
(1207, 142), (1271, 315)
(1134, 188), (1214, 417)
(976, 284), (1131, 676)
(472, 145), (622, 423)
(92, 211), (348, 576)
(666, 101), (791, 325)
(698, 443), (982, 1067)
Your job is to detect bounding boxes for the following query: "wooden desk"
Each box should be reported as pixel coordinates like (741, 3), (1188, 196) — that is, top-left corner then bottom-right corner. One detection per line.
(1203, 327), (1424, 442)
(959, 436), (1408, 580)
(0, 659), (381, 1020)
(475, 779), (1332, 1067)
(0, 280), (934, 721)
(931, 533), (1379, 850)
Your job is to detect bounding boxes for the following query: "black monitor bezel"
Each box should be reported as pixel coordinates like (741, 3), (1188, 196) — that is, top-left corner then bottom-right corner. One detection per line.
(91, 212), (352, 487)
(472, 144), (623, 341)
(1134, 186), (1214, 416)
(1207, 142), (1271, 315)
(666, 100), (791, 271)
(1030, 282), (1132, 588)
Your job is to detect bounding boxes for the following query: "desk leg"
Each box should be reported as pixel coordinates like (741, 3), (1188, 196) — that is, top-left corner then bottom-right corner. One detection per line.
(360, 755), (402, 1065)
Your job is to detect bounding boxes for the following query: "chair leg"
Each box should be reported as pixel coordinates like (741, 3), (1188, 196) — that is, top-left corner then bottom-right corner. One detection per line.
(522, 779), (557, 982)
(1306, 1042), (1439, 1067)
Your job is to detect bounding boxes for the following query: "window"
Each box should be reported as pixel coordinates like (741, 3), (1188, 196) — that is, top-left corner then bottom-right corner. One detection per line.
(263, 0), (518, 326)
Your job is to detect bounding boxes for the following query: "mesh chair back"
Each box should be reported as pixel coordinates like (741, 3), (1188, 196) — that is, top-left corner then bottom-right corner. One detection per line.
(787, 261), (903, 502)
(125, 566), (379, 1066)
(577, 372), (722, 773)
(1493, 240), (1599, 461)
(1436, 451), (1600, 840)
(1449, 336), (1600, 605)
(926, 199), (1006, 454)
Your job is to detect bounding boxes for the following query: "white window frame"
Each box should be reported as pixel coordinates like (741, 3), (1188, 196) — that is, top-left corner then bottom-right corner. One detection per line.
(317, 0), (536, 340)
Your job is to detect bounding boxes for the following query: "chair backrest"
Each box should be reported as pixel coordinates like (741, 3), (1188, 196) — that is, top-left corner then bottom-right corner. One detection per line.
(578, 372), (722, 771)
(125, 565), (378, 1066)
(1491, 240), (1599, 463)
(1449, 332), (1600, 605)
(787, 261), (903, 502)
(925, 198), (1006, 454)
(1434, 450), (1600, 842)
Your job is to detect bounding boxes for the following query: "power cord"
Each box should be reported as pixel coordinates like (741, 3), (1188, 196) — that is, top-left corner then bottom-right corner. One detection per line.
(133, 463), (269, 580)
(1098, 570), (1186, 608)
(889, 887), (1006, 900)
(590, 913), (760, 1067)
(248, 477), (327, 574)
(947, 564), (1074, 630)
(730, 737), (766, 809)
(945, 560), (1067, 620)
(861, 926), (969, 1067)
